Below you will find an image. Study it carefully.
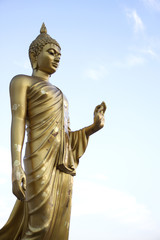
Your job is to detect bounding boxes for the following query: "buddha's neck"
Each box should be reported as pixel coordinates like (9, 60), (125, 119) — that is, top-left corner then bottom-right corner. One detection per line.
(32, 69), (50, 81)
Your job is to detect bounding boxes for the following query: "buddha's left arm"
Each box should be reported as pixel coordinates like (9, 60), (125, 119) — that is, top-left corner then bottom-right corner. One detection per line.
(69, 102), (106, 163)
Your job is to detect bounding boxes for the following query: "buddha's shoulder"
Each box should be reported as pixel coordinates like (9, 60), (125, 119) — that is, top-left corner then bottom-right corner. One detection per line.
(10, 74), (33, 89)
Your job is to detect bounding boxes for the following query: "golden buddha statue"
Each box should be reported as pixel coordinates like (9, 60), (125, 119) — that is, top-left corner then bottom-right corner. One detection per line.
(0, 23), (106, 240)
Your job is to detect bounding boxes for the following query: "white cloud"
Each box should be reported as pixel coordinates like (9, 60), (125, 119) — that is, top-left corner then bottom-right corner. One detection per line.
(143, 0), (160, 11)
(126, 55), (145, 66)
(126, 9), (144, 33)
(0, 147), (11, 176)
(0, 147), (16, 228)
(0, 196), (15, 228)
(72, 179), (155, 230)
(115, 55), (145, 68)
(85, 65), (108, 81)
(141, 48), (157, 58)
(94, 173), (108, 181)
(14, 60), (31, 70)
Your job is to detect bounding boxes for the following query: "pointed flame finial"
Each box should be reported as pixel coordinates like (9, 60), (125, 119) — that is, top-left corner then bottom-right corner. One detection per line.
(40, 23), (47, 34)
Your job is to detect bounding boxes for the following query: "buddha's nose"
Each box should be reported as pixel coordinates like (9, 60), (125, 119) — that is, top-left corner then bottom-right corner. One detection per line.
(55, 56), (60, 63)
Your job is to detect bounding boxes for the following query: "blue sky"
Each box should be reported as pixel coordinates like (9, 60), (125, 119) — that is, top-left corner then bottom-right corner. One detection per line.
(0, 0), (160, 239)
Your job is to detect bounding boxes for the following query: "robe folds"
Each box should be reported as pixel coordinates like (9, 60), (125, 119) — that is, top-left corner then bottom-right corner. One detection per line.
(0, 80), (89, 240)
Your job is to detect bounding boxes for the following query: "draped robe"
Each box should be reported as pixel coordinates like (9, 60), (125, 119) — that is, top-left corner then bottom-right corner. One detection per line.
(0, 80), (89, 240)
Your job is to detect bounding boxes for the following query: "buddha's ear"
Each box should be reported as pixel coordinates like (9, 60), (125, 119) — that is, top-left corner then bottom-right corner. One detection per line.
(32, 60), (38, 70)
(29, 53), (38, 70)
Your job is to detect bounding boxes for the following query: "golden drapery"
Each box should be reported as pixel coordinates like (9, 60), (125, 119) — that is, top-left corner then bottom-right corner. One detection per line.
(0, 80), (88, 240)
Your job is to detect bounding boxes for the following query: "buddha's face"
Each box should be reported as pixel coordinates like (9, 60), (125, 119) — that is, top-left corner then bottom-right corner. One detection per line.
(36, 43), (61, 75)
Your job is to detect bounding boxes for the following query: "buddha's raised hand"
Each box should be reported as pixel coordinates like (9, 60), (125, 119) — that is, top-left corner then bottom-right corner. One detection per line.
(94, 101), (106, 130)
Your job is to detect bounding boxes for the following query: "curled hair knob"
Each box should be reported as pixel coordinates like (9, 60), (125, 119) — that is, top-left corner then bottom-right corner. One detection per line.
(40, 23), (47, 34)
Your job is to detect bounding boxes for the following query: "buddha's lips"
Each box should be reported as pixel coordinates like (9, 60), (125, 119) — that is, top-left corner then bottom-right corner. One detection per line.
(52, 63), (58, 68)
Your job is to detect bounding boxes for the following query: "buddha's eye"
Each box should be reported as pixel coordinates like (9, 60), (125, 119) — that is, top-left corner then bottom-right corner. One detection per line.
(48, 50), (55, 56)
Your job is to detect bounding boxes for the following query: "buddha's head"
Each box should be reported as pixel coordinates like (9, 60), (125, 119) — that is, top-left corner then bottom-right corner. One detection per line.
(29, 23), (61, 74)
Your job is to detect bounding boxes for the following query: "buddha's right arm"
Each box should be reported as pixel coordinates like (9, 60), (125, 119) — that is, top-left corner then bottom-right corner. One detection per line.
(10, 75), (29, 200)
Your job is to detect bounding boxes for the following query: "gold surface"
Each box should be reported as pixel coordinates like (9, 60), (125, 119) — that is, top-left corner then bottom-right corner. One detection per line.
(0, 23), (106, 240)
